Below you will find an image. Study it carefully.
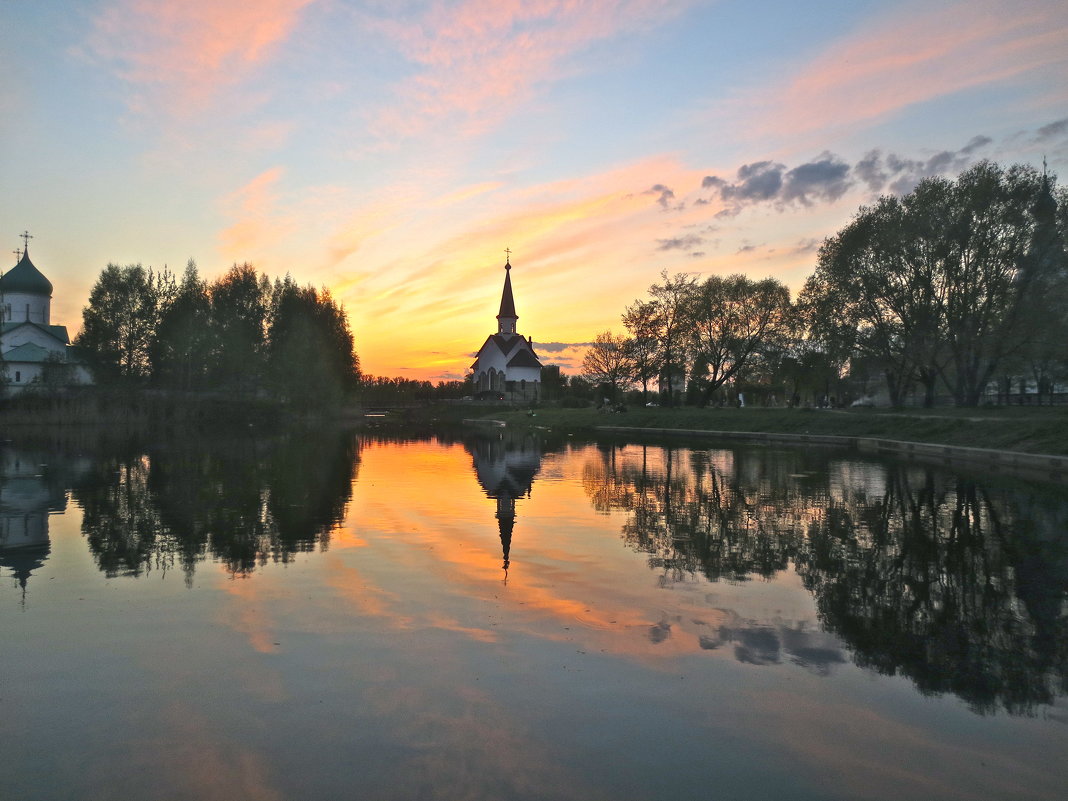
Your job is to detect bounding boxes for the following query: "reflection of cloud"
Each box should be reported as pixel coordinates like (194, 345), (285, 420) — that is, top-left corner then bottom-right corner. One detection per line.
(100, 702), (287, 801)
(731, 626), (781, 665)
(648, 619), (673, 643)
(698, 613), (847, 675)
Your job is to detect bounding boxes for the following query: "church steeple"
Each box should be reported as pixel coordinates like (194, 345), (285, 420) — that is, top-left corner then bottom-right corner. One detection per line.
(496, 250), (518, 335)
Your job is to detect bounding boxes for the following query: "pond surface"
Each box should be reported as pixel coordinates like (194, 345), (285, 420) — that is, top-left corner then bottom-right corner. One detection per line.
(2, 428), (1067, 801)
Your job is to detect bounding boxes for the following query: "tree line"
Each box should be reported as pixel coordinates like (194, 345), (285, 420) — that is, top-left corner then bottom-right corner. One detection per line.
(580, 161), (1068, 407)
(76, 260), (360, 408)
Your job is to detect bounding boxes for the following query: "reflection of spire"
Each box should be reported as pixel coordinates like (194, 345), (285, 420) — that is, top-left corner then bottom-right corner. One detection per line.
(1, 544), (50, 608)
(496, 495), (515, 577)
(465, 430), (543, 581)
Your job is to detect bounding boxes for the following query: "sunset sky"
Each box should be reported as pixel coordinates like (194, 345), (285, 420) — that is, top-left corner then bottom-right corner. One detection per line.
(3, 0), (1066, 380)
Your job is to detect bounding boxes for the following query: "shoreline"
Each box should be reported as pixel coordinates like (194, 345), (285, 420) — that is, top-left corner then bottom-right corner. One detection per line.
(594, 425), (1068, 484)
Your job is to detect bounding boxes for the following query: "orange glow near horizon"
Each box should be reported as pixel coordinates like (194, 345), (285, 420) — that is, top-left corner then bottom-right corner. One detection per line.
(218, 439), (747, 664)
(9, 0), (1065, 383)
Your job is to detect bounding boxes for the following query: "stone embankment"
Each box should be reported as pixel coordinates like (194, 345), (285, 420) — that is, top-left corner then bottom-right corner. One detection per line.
(595, 426), (1068, 483)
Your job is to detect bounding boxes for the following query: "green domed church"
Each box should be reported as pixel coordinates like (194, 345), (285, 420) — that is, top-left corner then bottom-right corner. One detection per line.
(1, 239), (91, 391)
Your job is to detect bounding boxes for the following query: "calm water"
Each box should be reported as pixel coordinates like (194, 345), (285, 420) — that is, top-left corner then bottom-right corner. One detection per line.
(2, 427), (1067, 801)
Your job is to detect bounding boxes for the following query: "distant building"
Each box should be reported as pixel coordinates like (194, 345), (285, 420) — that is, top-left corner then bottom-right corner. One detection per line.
(0, 244), (91, 391)
(470, 256), (542, 401)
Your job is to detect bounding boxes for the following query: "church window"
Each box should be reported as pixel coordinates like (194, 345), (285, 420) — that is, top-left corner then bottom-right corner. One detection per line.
(15, 371), (21, 382)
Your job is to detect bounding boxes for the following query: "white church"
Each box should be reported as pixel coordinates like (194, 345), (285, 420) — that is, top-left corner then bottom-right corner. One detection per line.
(470, 256), (542, 402)
(1, 237), (91, 391)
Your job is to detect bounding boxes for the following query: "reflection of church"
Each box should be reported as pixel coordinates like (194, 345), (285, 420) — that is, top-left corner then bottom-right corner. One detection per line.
(0, 448), (68, 602)
(464, 430), (543, 578)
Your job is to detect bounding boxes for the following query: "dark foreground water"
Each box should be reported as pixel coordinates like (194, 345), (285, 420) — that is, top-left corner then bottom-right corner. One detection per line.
(2, 427), (1066, 801)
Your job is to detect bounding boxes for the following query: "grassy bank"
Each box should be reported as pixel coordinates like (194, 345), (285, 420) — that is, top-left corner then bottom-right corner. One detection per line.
(424, 404), (1068, 456)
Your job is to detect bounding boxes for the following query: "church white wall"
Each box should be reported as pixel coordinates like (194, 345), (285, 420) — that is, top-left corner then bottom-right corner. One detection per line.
(2, 361), (89, 393)
(507, 366), (540, 383)
(1, 292), (50, 325)
(0, 325), (66, 355)
(4, 362), (44, 389)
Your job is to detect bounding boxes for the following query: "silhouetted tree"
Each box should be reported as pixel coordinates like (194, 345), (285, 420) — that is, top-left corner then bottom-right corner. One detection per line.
(637, 271), (698, 406)
(207, 263), (269, 394)
(802, 162), (1058, 406)
(581, 330), (632, 401)
(687, 274), (792, 405)
(77, 263), (176, 383)
(621, 299), (661, 401)
(267, 281), (360, 408)
(150, 260), (212, 391)
(940, 162), (1046, 405)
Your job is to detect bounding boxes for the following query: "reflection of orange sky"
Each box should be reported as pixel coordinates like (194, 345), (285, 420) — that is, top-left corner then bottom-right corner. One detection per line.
(219, 573), (287, 654)
(749, 690), (1068, 801)
(316, 439), (752, 664)
(202, 438), (829, 671)
(84, 698), (286, 801)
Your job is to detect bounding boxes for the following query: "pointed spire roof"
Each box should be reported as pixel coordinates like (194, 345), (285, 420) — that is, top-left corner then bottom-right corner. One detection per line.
(497, 258), (517, 320)
(1, 248), (53, 296)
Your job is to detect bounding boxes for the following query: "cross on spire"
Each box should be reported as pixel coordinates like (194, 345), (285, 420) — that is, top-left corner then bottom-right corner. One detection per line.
(13, 248), (21, 264)
(20, 230), (33, 254)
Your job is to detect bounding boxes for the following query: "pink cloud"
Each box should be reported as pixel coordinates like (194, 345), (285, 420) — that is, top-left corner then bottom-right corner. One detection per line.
(89, 0), (317, 116)
(219, 167), (294, 260)
(754, 0), (1068, 137)
(366, 0), (696, 141)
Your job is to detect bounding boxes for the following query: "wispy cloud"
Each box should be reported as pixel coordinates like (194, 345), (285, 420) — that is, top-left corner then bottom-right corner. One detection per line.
(364, 0), (696, 142)
(750, 0), (1068, 137)
(219, 167), (292, 260)
(88, 0), (317, 117)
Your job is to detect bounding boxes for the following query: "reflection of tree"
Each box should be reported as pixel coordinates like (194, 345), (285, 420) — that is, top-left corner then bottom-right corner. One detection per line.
(797, 470), (1068, 715)
(583, 442), (1068, 715)
(584, 445), (804, 583)
(73, 429), (359, 582)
